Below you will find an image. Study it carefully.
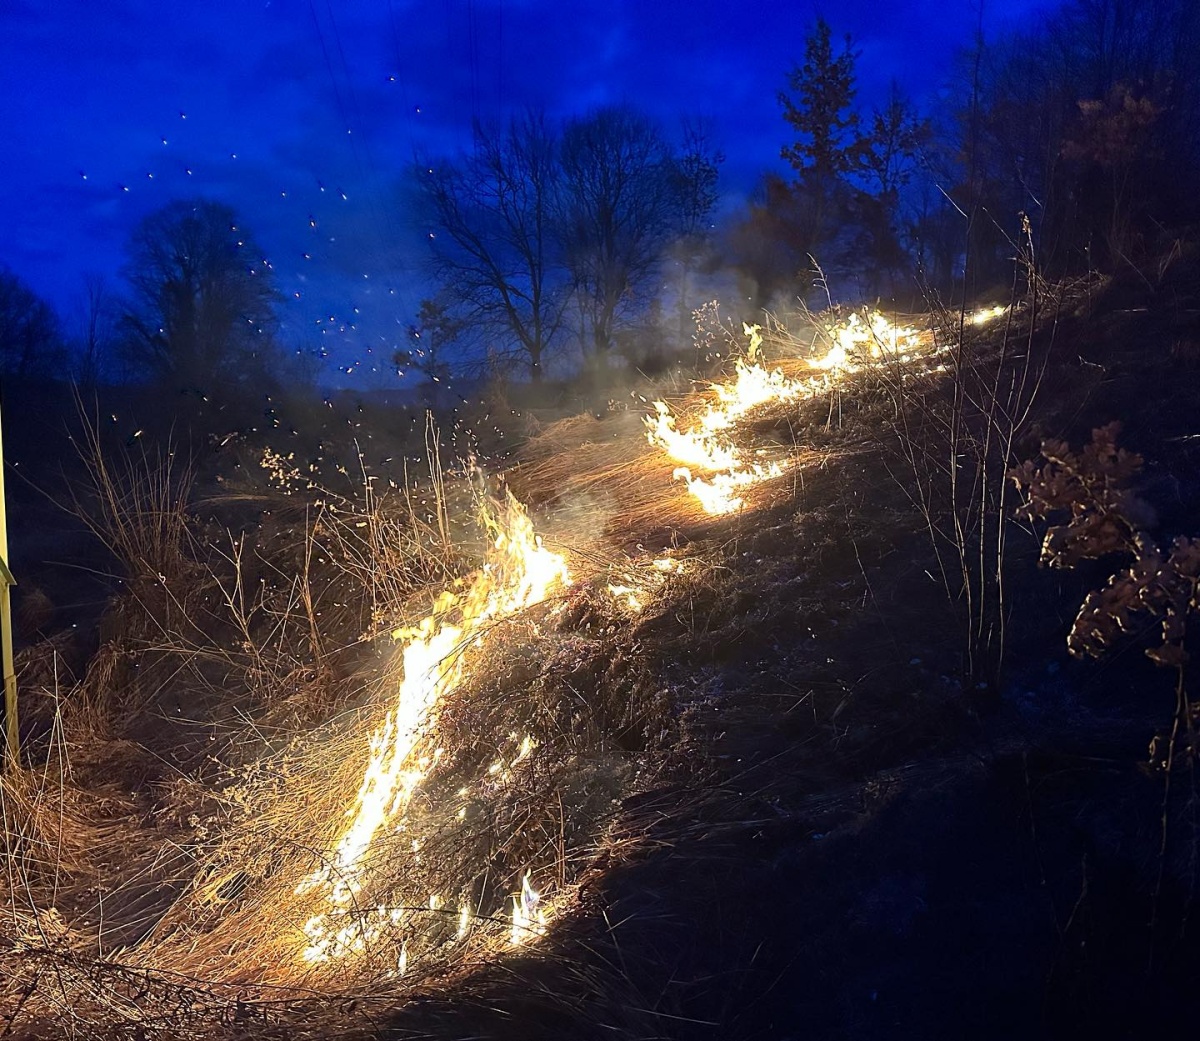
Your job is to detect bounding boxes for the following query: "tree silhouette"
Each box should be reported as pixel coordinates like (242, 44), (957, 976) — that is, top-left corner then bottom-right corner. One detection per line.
(0, 267), (63, 379)
(418, 106), (720, 377)
(74, 272), (117, 388)
(667, 118), (724, 355)
(559, 106), (680, 361)
(956, 0), (1200, 275)
(120, 198), (280, 394)
(416, 111), (569, 382)
(778, 18), (859, 181)
(394, 296), (462, 404)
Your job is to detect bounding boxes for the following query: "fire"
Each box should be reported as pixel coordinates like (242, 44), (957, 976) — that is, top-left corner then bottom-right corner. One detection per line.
(297, 490), (569, 965)
(970, 304), (1007, 326)
(644, 323), (810, 514)
(605, 553), (691, 612)
(510, 871), (547, 945)
(645, 310), (961, 513)
(808, 311), (923, 372)
(672, 463), (782, 515)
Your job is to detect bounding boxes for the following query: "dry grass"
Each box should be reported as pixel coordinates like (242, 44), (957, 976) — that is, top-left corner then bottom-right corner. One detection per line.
(2, 406), (705, 1036)
(511, 390), (828, 542)
(0, 309), (969, 1037)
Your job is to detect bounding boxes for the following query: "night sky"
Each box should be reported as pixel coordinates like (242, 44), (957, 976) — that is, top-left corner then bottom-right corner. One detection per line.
(3, 0), (1052, 386)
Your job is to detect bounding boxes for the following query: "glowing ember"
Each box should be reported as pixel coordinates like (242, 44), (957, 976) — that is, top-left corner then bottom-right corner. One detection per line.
(970, 304), (1008, 325)
(298, 490), (569, 965)
(511, 734), (535, 765)
(606, 583), (643, 612)
(605, 554), (691, 610)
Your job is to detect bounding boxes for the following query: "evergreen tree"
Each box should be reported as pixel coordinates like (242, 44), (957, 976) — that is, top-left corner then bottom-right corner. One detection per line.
(778, 19), (860, 181)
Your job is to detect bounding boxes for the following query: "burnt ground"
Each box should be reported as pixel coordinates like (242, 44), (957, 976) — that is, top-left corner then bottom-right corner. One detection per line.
(5, 250), (1200, 1040)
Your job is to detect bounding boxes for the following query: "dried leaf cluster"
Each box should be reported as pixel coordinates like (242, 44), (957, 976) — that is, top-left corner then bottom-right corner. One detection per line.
(1011, 422), (1200, 667)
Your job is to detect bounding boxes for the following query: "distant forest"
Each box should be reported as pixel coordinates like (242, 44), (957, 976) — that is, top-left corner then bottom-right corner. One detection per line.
(4, 0), (1199, 398)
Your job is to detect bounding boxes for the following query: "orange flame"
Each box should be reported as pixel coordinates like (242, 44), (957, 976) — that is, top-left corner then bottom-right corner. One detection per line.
(510, 870), (547, 945)
(644, 324), (807, 514)
(298, 491), (568, 964)
(646, 311), (953, 513)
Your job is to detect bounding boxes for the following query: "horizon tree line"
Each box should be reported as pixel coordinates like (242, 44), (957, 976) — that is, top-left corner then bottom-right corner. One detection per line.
(4, 0), (1200, 391)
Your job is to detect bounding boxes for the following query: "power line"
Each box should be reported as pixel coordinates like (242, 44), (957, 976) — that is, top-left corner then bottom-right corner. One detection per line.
(467, 0), (481, 129)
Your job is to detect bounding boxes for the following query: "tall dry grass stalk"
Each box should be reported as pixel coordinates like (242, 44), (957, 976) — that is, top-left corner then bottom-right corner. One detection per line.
(851, 227), (1059, 691)
(66, 401), (195, 589)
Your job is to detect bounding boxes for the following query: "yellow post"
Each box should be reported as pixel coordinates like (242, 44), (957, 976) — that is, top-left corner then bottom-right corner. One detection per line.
(0, 395), (18, 768)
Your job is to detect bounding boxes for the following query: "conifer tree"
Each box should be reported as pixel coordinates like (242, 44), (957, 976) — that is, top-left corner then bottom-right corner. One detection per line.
(778, 19), (859, 181)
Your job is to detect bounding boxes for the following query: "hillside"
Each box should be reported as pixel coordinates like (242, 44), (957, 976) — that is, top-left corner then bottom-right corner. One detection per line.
(3, 250), (1200, 1040)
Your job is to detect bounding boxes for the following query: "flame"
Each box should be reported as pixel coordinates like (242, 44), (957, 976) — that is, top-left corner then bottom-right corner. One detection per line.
(672, 463), (782, 515)
(645, 311), (951, 513)
(511, 733), (535, 765)
(645, 401), (740, 472)
(808, 311), (922, 372)
(605, 554), (691, 611)
(969, 304), (1007, 326)
(292, 302), (999, 969)
(644, 323), (808, 514)
(605, 583), (643, 612)
(510, 871), (547, 945)
(298, 490), (569, 964)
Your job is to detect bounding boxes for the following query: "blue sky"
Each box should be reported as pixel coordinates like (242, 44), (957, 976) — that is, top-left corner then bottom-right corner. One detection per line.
(1, 0), (1053, 385)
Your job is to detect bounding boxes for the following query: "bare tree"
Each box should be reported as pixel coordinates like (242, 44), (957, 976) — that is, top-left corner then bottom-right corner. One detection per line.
(120, 198), (280, 393)
(416, 111), (569, 381)
(559, 107), (681, 362)
(855, 85), (930, 203)
(953, 0), (1200, 275)
(668, 117), (724, 355)
(75, 272), (117, 388)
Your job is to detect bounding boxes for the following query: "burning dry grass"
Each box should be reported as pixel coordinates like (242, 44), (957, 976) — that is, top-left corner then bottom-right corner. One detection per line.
(1, 575), (686, 1036)
(1, 467), (694, 1037)
(0, 301), (1028, 1037)
(512, 306), (974, 533)
(512, 404), (821, 539)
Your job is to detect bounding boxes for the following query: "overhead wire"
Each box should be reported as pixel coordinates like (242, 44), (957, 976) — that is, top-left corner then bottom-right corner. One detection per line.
(467, 0), (481, 130)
